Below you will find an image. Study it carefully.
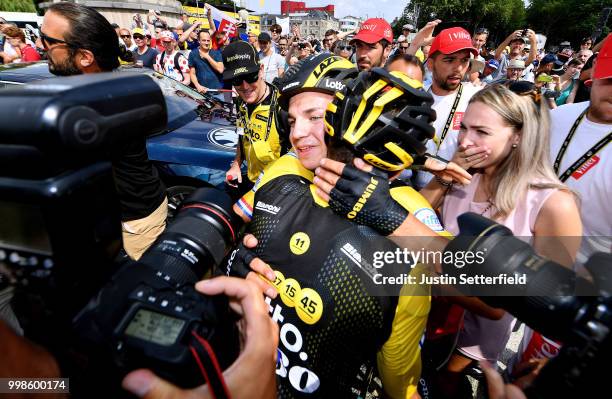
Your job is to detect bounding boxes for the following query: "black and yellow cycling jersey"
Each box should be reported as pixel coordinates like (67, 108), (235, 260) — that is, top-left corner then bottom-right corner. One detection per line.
(236, 82), (288, 182)
(234, 153), (449, 398)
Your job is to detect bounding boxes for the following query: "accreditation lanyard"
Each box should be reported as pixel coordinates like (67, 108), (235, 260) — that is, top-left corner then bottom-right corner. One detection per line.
(436, 84), (463, 152)
(239, 87), (277, 143)
(553, 107), (612, 183)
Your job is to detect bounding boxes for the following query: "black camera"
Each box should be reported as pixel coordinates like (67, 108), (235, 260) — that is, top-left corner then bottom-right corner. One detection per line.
(74, 187), (240, 390)
(298, 41), (308, 49)
(0, 74), (240, 396)
(522, 28), (529, 37)
(443, 213), (612, 398)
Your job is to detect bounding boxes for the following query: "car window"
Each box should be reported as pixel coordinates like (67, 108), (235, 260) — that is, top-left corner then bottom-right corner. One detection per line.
(144, 71), (204, 123)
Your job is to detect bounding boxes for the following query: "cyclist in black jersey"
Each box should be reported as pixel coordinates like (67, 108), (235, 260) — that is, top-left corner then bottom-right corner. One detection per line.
(227, 55), (468, 398)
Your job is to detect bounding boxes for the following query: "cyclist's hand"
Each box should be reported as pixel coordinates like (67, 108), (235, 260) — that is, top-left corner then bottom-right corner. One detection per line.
(314, 158), (408, 235)
(225, 234), (277, 298)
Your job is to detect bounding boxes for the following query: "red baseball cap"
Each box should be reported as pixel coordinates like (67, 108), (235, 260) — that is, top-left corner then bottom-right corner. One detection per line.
(429, 27), (478, 58)
(350, 18), (393, 44)
(593, 35), (612, 80)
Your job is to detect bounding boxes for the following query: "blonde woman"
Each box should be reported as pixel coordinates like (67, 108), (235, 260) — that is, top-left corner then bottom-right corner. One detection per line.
(420, 84), (582, 397)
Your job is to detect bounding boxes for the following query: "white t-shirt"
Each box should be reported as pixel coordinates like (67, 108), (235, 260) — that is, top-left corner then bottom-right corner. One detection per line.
(155, 51), (189, 82)
(550, 101), (612, 266)
(416, 82), (482, 188)
(259, 52), (285, 84)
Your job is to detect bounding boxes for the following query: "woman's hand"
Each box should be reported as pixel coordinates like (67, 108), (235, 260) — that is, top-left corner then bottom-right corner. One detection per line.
(451, 145), (490, 171)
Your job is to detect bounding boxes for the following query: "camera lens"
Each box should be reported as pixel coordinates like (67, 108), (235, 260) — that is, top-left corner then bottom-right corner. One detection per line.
(139, 187), (240, 284)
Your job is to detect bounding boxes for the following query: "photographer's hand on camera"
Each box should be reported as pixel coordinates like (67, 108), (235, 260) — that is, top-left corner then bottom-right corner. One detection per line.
(122, 276), (278, 399)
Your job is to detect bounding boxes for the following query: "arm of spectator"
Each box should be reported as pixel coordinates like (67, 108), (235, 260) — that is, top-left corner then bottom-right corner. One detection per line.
(205, 51), (224, 74)
(495, 30), (522, 61)
(277, 55), (285, 78)
(205, 4), (217, 36)
(147, 10), (155, 26)
(533, 190), (582, 267)
(407, 19), (442, 55)
(179, 20), (201, 43)
(190, 67), (206, 93)
(285, 44), (296, 65)
(336, 28), (356, 41)
(525, 29), (537, 66)
(566, 81), (579, 104)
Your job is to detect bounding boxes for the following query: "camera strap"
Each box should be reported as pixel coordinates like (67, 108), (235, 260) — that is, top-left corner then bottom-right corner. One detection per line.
(189, 330), (231, 399)
(435, 84), (463, 153)
(554, 107), (612, 182)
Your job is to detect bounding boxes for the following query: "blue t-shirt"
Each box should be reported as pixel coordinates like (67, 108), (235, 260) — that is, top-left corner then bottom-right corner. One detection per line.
(188, 48), (223, 90)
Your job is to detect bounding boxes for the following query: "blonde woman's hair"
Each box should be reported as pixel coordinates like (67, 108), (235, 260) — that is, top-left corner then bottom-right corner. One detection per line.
(468, 84), (571, 220)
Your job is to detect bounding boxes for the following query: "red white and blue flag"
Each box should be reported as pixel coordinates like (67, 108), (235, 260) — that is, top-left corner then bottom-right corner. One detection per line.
(209, 5), (238, 38)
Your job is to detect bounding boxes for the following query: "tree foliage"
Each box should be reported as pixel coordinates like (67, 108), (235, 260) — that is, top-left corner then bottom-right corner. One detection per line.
(398, 0), (526, 45)
(0, 0), (36, 13)
(526, 0), (611, 47)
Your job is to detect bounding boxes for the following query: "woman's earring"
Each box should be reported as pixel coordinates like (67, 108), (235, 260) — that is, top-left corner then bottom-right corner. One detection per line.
(512, 143), (518, 148)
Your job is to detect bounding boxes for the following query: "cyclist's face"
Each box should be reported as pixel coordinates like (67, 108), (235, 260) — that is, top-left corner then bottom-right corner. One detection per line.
(288, 91), (333, 170)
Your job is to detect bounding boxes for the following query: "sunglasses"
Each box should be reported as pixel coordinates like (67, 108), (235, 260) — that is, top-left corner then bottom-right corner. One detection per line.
(133, 35), (145, 40)
(400, 45), (409, 49)
(120, 34), (131, 38)
(338, 46), (353, 51)
(272, 30), (282, 34)
(40, 32), (76, 50)
(476, 28), (489, 35)
(231, 72), (259, 86)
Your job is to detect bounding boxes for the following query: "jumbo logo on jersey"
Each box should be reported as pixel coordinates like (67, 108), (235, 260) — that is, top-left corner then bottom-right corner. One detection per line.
(208, 128), (239, 149)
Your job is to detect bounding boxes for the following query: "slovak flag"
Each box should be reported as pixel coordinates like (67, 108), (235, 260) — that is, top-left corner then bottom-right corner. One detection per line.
(209, 4), (238, 38)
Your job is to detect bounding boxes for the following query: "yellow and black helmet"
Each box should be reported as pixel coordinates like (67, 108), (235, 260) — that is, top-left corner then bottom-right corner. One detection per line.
(324, 67), (436, 172)
(275, 53), (358, 110)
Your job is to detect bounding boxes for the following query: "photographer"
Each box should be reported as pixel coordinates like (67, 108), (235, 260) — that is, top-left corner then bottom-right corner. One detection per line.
(121, 276), (278, 399)
(41, 2), (167, 260)
(494, 29), (537, 80)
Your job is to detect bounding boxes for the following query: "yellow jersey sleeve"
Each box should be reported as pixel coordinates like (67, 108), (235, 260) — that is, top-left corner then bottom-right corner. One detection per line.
(234, 152), (312, 221)
(378, 186), (450, 398)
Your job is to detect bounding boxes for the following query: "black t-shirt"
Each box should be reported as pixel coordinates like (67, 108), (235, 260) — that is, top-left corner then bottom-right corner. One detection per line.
(132, 47), (159, 69)
(111, 137), (166, 221)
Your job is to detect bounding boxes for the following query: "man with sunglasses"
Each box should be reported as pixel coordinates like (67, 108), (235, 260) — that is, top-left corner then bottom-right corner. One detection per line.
(222, 41), (286, 197)
(131, 27), (158, 69)
(40, 2), (168, 260)
(119, 28), (137, 51)
(154, 30), (190, 85)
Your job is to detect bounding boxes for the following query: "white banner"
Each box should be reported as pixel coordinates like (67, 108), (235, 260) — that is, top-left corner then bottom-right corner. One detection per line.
(276, 17), (290, 35)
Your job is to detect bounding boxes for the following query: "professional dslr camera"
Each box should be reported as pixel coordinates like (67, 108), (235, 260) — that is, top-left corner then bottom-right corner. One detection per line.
(0, 74), (240, 396)
(443, 213), (611, 398)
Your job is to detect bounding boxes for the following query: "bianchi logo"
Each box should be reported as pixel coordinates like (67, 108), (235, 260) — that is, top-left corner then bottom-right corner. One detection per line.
(341, 242), (377, 279)
(208, 128), (238, 149)
(255, 201), (281, 215)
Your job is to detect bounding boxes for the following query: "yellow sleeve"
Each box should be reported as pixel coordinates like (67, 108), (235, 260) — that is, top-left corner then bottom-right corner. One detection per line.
(234, 152), (313, 222)
(390, 186), (453, 238)
(377, 266), (430, 399)
(378, 187), (450, 398)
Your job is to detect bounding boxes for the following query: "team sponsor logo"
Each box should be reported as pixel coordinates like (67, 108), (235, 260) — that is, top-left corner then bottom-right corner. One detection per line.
(208, 127), (238, 149)
(414, 208), (444, 232)
(226, 53), (250, 62)
(323, 79), (345, 91)
(312, 57), (340, 79)
(255, 200), (281, 215)
(340, 242), (362, 267)
(233, 67), (248, 74)
(347, 177), (378, 219)
(572, 155), (600, 180)
(282, 81), (301, 91)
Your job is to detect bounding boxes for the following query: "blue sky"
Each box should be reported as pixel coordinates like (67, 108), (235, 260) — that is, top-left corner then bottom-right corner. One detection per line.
(240, 0), (406, 21)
